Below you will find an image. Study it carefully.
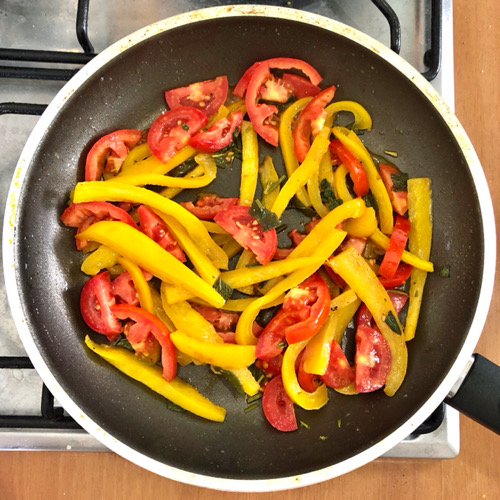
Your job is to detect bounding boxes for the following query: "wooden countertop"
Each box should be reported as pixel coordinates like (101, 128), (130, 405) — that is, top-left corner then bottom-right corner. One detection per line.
(2, 1), (498, 498)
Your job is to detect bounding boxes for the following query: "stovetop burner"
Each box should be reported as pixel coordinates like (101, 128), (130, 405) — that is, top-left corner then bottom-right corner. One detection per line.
(0, 0), (459, 457)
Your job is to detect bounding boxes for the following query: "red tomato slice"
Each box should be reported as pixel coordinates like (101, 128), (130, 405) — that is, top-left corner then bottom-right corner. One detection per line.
(256, 354), (283, 377)
(179, 195), (239, 220)
(147, 106), (207, 163)
(297, 352), (322, 393)
(281, 72), (321, 98)
(85, 129), (142, 181)
(112, 271), (139, 306)
(136, 205), (186, 262)
(122, 320), (161, 364)
(293, 86), (336, 162)
(258, 75), (293, 103)
(377, 215), (411, 279)
(191, 304), (240, 334)
(329, 139), (370, 197)
(189, 110), (243, 153)
(111, 304), (177, 382)
(255, 307), (297, 361)
(262, 374), (297, 432)
(354, 325), (392, 393)
(378, 262), (413, 288)
(213, 205), (277, 265)
(356, 291), (408, 329)
(164, 76), (228, 117)
(319, 340), (355, 389)
(80, 271), (122, 341)
(379, 163), (409, 216)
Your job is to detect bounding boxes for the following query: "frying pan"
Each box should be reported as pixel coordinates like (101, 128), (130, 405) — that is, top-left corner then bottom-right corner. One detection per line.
(3, 5), (499, 492)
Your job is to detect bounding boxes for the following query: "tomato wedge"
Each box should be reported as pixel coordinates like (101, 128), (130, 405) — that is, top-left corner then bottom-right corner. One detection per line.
(80, 271), (122, 341)
(137, 205), (186, 262)
(319, 340), (355, 389)
(297, 352), (322, 393)
(379, 163), (409, 216)
(191, 304), (240, 333)
(189, 110), (243, 153)
(112, 271), (140, 306)
(329, 139), (370, 197)
(85, 129), (143, 181)
(213, 205), (277, 265)
(147, 106), (207, 162)
(262, 374), (297, 432)
(281, 73), (321, 98)
(111, 304), (177, 382)
(164, 76), (228, 117)
(354, 325), (392, 393)
(356, 291), (408, 329)
(377, 215), (411, 279)
(180, 195), (239, 220)
(293, 86), (336, 163)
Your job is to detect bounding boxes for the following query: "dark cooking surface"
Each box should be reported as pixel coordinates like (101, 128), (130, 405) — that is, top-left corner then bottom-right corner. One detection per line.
(14, 16), (483, 478)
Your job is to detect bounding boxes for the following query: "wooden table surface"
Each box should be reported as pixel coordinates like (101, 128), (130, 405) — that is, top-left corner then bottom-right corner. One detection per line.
(1, 1), (499, 498)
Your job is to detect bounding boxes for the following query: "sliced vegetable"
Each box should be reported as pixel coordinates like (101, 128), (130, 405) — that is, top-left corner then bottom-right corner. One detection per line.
(379, 163), (409, 215)
(262, 374), (297, 432)
(377, 215), (411, 279)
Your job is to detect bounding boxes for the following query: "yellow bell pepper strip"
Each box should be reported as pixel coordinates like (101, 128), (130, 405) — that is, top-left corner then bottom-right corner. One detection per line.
(405, 177), (433, 341)
(201, 220), (230, 235)
(109, 153), (217, 189)
(281, 340), (328, 410)
(157, 212), (220, 285)
(170, 330), (256, 370)
(279, 97), (312, 208)
(149, 286), (176, 332)
(319, 151), (335, 187)
(81, 245), (119, 275)
(84, 336), (226, 422)
(343, 206), (378, 238)
(121, 142), (151, 172)
(302, 290), (360, 376)
(219, 295), (285, 312)
(116, 255), (154, 314)
(271, 126), (331, 218)
(72, 181), (228, 270)
(235, 228), (347, 346)
(239, 120), (259, 207)
(76, 221), (225, 308)
(226, 99), (246, 115)
(326, 246), (407, 396)
(159, 164), (205, 199)
(307, 163), (329, 217)
(221, 238), (243, 260)
(332, 126), (393, 234)
(369, 229), (434, 272)
(223, 367), (260, 397)
(325, 100), (373, 131)
(334, 164), (354, 202)
(258, 155), (281, 209)
(234, 249), (257, 295)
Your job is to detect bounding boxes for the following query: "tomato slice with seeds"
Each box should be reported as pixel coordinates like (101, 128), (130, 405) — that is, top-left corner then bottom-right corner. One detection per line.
(189, 110), (243, 153)
(137, 205), (186, 262)
(147, 106), (207, 163)
(213, 204), (277, 265)
(164, 76), (228, 117)
(85, 129), (143, 181)
(111, 304), (177, 382)
(262, 374), (297, 432)
(80, 271), (122, 341)
(180, 195), (239, 220)
(112, 271), (140, 306)
(319, 340), (355, 389)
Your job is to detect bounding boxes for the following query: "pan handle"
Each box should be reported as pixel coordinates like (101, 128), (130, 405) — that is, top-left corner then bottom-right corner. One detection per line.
(445, 354), (500, 434)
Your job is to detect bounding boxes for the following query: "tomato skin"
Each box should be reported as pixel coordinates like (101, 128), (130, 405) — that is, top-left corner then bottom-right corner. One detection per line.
(377, 215), (411, 279)
(213, 205), (277, 265)
(80, 271), (122, 341)
(378, 262), (413, 288)
(293, 86), (336, 162)
(180, 195), (239, 221)
(297, 353), (322, 393)
(319, 340), (355, 389)
(111, 304), (177, 382)
(379, 163), (408, 216)
(147, 106), (207, 163)
(354, 325), (392, 393)
(137, 205), (186, 262)
(189, 110), (243, 153)
(164, 76), (228, 117)
(262, 374), (297, 432)
(85, 129), (142, 181)
(329, 139), (370, 197)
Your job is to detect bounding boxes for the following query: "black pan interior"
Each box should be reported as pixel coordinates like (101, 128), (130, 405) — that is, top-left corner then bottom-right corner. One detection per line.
(14, 16), (483, 479)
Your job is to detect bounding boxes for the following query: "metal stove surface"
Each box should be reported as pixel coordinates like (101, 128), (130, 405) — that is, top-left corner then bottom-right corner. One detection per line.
(0, 0), (459, 457)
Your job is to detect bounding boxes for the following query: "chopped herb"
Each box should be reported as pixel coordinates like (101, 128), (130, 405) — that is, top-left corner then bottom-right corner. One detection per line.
(320, 178), (342, 210)
(264, 175), (286, 195)
(438, 264), (451, 278)
(362, 192), (378, 211)
(300, 420), (310, 429)
(114, 337), (133, 351)
(211, 366), (245, 395)
(391, 172), (409, 192)
(212, 278), (233, 300)
(248, 363), (266, 384)
(181, 123), (190, 131)
(319, 435), (328, 441)
(384, 310), (402, 335)
(165, 400), (186, 413)
(277, 340), (288, 350)
(246, 392), (263, 404)
(244, 402), (259, 413)
(249, 199), (282, 231)
(337, 418), (342, 428)
(383, 149), (398, 158)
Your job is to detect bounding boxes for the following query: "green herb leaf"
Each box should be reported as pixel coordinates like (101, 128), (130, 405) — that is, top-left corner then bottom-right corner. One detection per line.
(212, 366), (245, 396)
(165, 400), (186, 413)
(438, 264), (451, 278)
(319, 435), (328, 441)
(264, 175), (286, 195)
(181, 123), (190, 131)
(249, 199), (282, 231)
(384, 310), (402, 335)
(244, 402), (259, 413)
(337, 418), (342, 428)
(383, 149), (398, 158)
(391, 172), (409, 192)
(320, 178), (342, 210)
(212, 278), (233, 300)
(300, 420), (310, 429)
(362, 192), (378, 211)
(246, 392), (263, 404)
(114, 338), (134, 351)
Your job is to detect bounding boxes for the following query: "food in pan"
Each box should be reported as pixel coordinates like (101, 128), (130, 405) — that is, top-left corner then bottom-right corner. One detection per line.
(61, 57), (433, 431)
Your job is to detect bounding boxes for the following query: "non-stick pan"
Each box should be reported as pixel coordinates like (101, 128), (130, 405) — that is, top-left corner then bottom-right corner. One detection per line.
(3, 5), (499, 492)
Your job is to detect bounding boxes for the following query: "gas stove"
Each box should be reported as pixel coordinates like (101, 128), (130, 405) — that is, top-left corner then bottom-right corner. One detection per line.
(0, 0), (459, 458)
